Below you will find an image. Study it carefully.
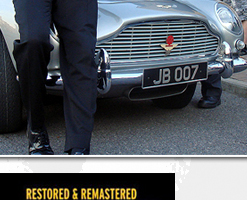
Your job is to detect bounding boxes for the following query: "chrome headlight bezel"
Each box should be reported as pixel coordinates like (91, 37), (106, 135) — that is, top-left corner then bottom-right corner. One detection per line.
(216, 2), (242, 35)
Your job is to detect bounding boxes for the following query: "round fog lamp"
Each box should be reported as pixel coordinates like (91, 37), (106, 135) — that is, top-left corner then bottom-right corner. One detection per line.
(235, 40), (245, 50)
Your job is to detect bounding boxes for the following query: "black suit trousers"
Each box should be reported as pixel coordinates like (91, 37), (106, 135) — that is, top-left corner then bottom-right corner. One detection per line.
(201, 74), (222, 99)
(13, 0), (98, 153)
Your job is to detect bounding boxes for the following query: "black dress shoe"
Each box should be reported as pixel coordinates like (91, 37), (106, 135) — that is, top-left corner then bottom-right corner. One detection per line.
(197, 96), (221, 109)
(27, 129), (54, 155)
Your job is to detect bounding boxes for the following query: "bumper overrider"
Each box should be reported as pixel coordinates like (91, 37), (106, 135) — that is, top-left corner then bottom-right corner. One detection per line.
(47, 41), (247, 99)
(208, 41), (247, 78)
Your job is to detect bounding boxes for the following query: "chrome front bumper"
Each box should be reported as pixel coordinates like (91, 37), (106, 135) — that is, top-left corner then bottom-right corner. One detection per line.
(94, 46), (247, 96)
(47, 46), (247, 98)
(208, 57), (247, 77)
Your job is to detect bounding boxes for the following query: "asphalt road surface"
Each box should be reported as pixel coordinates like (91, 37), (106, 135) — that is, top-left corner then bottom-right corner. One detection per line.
(1, 83), (247, 155)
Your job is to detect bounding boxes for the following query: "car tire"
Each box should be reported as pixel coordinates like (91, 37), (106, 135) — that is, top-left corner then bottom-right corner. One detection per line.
(0, 31), (22, 133)
(152, 83), (197, 109)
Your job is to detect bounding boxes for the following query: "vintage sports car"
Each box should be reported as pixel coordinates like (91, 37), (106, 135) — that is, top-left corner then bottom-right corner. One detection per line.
(1, 0), (247, 133)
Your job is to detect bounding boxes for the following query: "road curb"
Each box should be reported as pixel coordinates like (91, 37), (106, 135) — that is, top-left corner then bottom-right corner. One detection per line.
(222, 78), (247, 98)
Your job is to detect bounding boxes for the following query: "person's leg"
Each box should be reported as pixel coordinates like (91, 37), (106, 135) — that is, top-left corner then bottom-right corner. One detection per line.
(53, 0), (98, 154)
(198, 74), (222, 108)
(13, 0), (54, 154)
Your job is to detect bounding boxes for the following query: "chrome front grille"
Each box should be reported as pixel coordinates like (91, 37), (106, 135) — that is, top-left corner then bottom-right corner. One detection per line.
(96, 21), (219, 63)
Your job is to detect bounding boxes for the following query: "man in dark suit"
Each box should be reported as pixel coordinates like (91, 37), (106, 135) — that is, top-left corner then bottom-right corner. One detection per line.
(13, 0), (98, 155)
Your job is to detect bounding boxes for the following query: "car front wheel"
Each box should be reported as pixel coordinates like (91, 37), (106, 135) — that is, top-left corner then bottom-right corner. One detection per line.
(0, 31), (22, 133)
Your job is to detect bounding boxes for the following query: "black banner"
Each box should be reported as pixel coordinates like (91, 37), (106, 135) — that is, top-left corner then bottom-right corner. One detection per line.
(2, 173), (175, 200)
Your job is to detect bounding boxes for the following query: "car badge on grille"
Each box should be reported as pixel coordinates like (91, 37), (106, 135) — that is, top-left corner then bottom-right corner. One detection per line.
(161, 35), (178, 56)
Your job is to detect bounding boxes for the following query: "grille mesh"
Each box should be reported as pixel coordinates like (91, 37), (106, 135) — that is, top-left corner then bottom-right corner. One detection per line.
(96, 21), (219, 63)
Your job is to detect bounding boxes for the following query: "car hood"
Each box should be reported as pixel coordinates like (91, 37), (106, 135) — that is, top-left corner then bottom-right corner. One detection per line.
(97, 0), (218, 42)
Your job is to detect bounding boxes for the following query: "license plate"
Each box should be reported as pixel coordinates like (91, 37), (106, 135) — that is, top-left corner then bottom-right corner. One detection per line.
(142, 62), (207, 88)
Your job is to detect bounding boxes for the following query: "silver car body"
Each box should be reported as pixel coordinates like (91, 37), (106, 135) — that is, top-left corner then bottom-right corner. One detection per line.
(1, 0), (247, 100)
